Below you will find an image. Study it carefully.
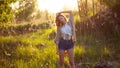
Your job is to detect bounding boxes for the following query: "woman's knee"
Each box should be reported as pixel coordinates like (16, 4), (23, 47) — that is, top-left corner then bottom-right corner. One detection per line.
(59, 52), (65, 66)
(60, 61), (64, 66)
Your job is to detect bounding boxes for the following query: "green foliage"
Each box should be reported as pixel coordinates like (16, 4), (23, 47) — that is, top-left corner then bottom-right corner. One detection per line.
(0, 0), (16, 23)
(77, 0), (100, 22)
(16, 0), (37, 21)
(102, 0), (120, 14)
(102, 0), (120, 8)
(74, 15), (80, 23)
(0, 26), (57, 68)
(0, 22), (51, 36)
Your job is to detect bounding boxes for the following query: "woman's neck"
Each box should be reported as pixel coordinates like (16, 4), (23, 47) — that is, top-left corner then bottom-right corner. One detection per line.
(63, 21), (66, 25)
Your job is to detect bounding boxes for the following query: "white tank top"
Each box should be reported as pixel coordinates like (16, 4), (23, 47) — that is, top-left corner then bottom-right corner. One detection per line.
(60, 22), (72, 40)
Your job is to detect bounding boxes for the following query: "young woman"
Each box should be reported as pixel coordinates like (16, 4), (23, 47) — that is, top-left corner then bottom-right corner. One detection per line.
(54, 10), (76, 68)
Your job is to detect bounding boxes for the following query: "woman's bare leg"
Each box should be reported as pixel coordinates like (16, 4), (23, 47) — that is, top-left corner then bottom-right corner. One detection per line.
(68, 48), (75, 68)
(59, 50), (65, 68)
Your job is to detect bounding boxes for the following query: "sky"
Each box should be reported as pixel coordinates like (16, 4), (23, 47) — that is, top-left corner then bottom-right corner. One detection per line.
(37, 0), (78, 13)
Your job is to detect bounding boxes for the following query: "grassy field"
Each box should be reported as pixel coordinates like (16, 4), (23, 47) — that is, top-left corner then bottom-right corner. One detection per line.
(0, 23), (120, 68)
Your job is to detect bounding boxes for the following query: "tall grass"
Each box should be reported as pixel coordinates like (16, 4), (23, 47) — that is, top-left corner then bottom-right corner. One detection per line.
(0, 23), (120, 68)
(0, 26), (58, 68)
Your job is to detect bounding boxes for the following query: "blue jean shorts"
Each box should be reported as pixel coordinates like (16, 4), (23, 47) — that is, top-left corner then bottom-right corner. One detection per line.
(58, 38), (74, 50)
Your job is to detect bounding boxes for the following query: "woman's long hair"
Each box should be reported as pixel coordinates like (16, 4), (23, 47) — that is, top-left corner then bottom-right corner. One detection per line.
(55, 14), (67, 27)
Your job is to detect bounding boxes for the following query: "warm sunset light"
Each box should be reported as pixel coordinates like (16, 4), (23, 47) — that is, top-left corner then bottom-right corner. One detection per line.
(37, 0), (78, 13)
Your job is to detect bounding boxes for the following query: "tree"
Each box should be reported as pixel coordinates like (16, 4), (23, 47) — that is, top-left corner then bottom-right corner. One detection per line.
(15, 0), (37, 22)
(101, 0), (120, 16)
(0, 0), (16, 23)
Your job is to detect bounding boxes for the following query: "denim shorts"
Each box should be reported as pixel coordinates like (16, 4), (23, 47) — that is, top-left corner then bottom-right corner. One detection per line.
(58, 38), (74, 50)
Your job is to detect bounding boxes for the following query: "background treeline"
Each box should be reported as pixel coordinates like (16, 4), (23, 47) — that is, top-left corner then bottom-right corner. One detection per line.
(77, 0), (120, 42)
(0, 0), (54, 24)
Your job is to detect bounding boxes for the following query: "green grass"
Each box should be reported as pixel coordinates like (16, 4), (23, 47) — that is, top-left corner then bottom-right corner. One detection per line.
(0, 25), (120, 68)
(0, 27), (58, 68)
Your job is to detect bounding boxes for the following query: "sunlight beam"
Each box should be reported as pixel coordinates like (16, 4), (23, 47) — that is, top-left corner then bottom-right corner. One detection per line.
(37, 0), (77, 13)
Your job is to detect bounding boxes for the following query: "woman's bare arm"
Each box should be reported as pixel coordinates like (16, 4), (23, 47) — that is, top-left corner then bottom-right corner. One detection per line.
(57, 10), (72, 14)
(56, 10), (76, 42)
(56, 10), (73, 24)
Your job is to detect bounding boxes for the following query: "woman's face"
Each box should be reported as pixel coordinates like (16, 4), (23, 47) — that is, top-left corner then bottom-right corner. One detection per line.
(58, 16), (66, 25)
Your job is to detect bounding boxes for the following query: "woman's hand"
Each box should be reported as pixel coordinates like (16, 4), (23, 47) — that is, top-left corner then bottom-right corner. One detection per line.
(56, 10), (72, 16)
(57, 10), (72, 14)
(56, 12), (61, 16)
(71, 35), (75, 44)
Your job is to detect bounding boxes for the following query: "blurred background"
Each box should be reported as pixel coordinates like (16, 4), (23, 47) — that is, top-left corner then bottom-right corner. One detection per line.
(0, 0), (120, 68)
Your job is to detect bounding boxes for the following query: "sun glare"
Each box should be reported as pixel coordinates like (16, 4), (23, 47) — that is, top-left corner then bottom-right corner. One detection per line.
(37, 0), (78, 13)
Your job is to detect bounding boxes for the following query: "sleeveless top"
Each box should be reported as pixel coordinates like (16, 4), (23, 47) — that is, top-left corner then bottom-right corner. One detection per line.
(54, 13), (76, 45)
(60, 22), (72, 40)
